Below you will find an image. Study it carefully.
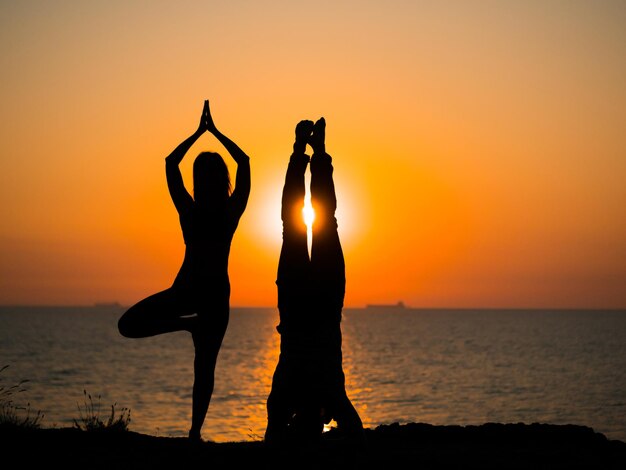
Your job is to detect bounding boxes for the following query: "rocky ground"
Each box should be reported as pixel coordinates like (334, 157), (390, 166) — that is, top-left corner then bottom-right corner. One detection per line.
(2, 421), (625, 469)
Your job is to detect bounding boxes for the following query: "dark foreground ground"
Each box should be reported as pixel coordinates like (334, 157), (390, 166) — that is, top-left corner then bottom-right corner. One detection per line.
(2, 422), (625, 469)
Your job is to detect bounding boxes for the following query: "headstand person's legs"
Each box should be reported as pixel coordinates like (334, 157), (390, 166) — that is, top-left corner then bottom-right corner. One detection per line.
(266, 120), (317, 444)
(309, 118), (344, 305)
(276, 121), (312, 299)
(309, 117), (364, 437)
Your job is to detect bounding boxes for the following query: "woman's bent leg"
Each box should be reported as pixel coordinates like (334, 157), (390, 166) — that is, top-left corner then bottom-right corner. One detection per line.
(118, 288), (193, 338)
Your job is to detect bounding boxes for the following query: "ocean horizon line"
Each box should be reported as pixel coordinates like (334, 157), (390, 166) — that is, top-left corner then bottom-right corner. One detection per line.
(1, 303), (625, 312)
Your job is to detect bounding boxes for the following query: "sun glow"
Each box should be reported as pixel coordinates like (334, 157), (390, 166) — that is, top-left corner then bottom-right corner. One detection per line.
(302, 198), (315, 230)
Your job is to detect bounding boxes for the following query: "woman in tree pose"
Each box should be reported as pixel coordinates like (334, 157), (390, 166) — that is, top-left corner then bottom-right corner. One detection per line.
(118, 100), (250, 441)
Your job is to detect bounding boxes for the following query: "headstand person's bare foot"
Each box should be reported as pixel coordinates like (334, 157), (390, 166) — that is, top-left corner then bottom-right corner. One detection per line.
(294, 119), (315, 155)
(309, 117), (325, 155)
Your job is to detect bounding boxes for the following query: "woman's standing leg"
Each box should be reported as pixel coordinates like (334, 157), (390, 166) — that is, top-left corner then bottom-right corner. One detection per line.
(188, 292), (229, 441)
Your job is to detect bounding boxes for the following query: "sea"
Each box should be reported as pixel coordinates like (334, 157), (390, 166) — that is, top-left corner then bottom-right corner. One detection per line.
(1, 306), (625, 444)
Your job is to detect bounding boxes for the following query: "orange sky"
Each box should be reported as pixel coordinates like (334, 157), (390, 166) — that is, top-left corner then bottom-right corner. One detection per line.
(1, 1), (624, 308)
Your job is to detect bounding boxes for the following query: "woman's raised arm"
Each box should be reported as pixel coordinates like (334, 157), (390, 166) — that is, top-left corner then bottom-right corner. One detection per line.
(165, 101), (209, 212)
(205, 100), (251, 216)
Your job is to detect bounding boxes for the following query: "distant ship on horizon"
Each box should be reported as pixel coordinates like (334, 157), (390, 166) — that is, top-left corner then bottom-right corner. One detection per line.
(365, 301), (407, 309)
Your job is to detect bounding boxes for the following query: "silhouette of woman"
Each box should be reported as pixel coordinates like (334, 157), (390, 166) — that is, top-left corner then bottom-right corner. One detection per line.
(118, 100), (250, 441)
(265, 117), (363, 446)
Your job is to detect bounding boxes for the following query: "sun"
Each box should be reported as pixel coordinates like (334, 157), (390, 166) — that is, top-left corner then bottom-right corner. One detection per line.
(251, 175), (362, 254)
(302, 198), (315, 230)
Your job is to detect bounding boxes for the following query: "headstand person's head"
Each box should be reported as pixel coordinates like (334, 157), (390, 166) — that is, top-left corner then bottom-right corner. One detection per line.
(193, 151), (231, 204)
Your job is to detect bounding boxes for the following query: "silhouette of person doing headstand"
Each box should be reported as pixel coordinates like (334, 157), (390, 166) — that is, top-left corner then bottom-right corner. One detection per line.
(265, 118), (363, 445)
(118, 100), (250, 441)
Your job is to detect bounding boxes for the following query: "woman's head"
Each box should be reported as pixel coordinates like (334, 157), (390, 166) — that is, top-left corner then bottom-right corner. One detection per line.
(193, 152), (231, 203)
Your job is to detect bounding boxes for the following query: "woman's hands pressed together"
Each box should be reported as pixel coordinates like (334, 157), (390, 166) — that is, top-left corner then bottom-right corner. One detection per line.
(197, 99), (218, 135)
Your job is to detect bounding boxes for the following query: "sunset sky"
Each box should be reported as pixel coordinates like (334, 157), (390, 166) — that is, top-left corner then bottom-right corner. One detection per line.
(1, 1), (624, 308)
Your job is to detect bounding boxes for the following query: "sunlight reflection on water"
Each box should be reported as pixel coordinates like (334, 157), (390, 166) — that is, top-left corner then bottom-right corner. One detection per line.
(1, 307), (625, 443)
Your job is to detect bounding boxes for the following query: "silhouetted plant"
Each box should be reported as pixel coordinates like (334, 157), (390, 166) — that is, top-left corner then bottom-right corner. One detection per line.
(0, 364), (44, 428)
(73, 389), (131, 432)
